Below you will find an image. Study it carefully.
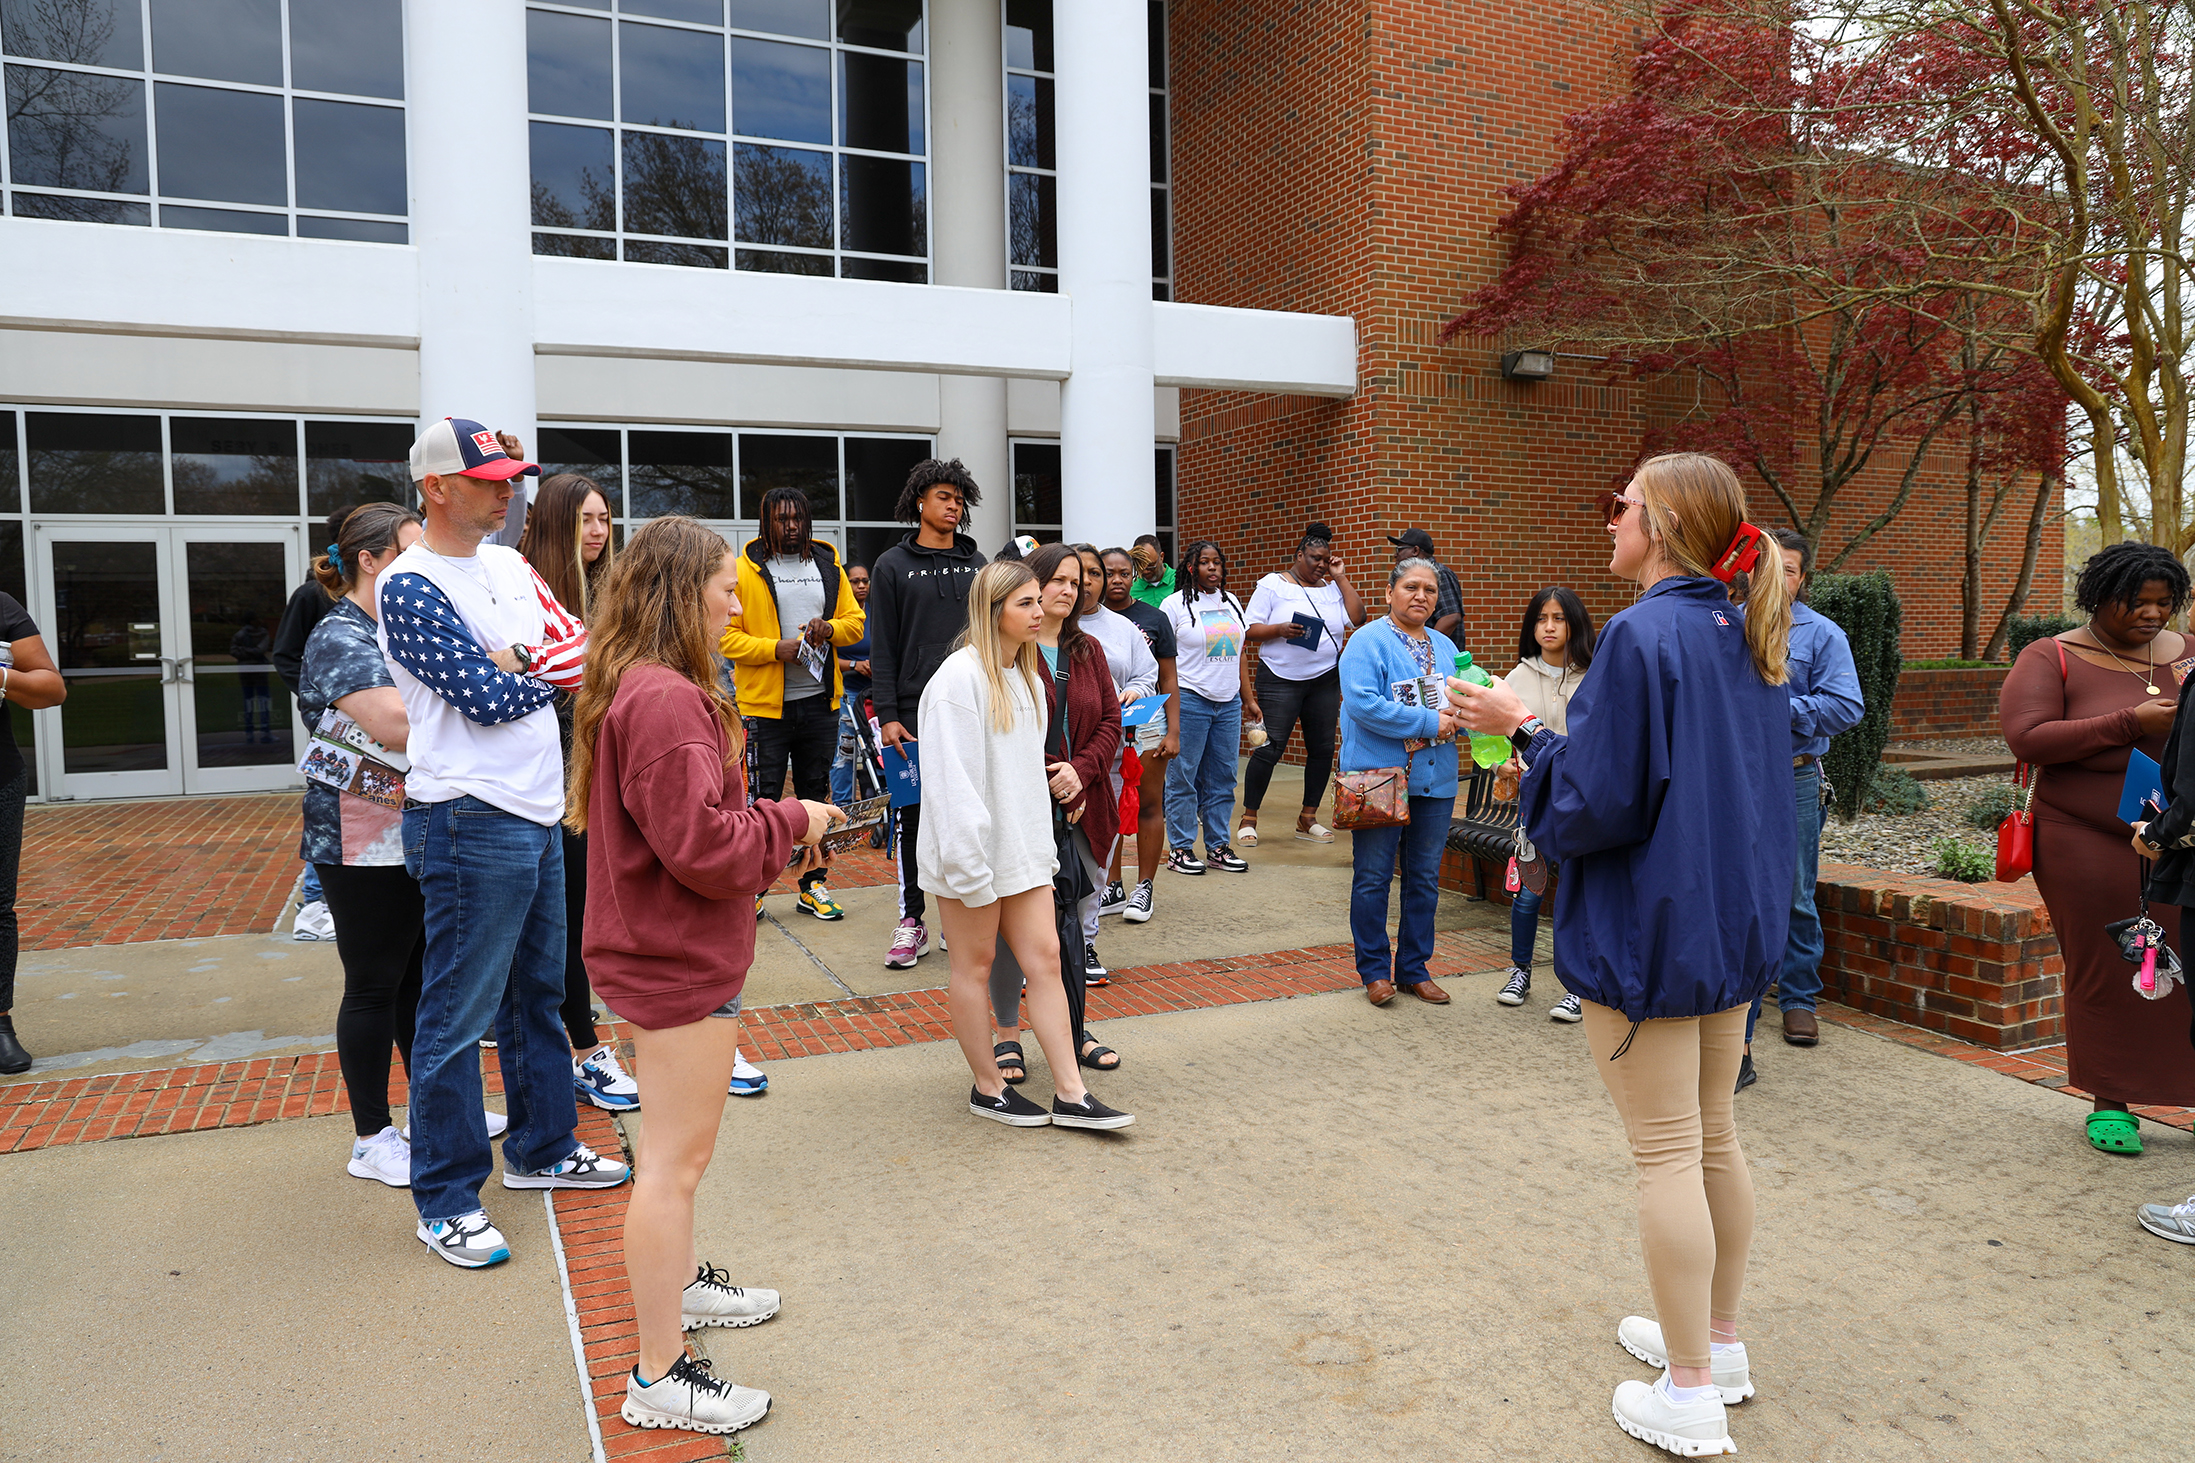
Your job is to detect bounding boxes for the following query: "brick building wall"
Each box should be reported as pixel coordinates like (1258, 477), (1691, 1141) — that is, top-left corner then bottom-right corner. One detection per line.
(1165, 0), (2063, 662)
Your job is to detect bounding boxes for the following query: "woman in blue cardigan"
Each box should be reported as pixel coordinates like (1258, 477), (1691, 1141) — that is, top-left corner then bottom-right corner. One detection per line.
(1339, 558), (1464, 1005)
(1451, 453), (1794, 1459)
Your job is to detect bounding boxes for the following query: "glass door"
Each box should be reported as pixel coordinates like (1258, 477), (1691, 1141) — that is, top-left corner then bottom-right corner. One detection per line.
(35, 526), (305, 799)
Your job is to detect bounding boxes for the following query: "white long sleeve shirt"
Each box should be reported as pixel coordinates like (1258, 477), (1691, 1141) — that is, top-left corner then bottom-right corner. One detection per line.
(914, 647), (1059, 908)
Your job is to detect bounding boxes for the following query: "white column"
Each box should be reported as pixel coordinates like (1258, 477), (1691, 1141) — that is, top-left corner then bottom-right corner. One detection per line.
(928, 0), (1011, 552)
(1053, 0), (1154, 547)
(407, 0), (539, 546)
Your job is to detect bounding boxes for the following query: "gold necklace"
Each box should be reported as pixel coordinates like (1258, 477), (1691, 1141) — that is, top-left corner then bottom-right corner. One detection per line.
(2084, 631), (2160, 695)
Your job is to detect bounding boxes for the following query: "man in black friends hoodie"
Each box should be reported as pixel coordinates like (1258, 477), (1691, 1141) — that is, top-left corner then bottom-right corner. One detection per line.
(868, 458), (987, 969)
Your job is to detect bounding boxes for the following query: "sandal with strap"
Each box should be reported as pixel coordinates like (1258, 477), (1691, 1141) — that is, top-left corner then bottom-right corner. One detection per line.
(993, 1041), (1027, 1086)
(1078, 1039), (1121, 1072)
(2087, 1109), (2143, 1155)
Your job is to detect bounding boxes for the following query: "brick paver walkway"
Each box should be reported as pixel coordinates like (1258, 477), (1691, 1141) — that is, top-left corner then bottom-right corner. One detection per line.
(19, 794), (305, 949)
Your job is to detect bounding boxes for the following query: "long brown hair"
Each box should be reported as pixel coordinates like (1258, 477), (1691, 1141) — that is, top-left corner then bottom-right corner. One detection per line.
(312, 502), (420, 599)
(520, 473), (615, 620)
(1026, 541), (1096, 666)
(1631, 452), (1790, 686)
(565, 516), (740, 833)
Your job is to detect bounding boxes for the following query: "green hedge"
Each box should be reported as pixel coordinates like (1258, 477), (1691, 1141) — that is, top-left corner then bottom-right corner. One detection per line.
(1810, 571), (1903, 821)
(2008, 614), (2078, 658)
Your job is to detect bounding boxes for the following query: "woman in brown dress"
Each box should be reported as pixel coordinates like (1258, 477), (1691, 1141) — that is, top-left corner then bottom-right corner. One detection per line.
(2001, 542), (2195, 1154)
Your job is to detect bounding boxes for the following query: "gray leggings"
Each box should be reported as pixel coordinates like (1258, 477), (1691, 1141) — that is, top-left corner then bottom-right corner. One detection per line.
(991, 825), (1105, 1031)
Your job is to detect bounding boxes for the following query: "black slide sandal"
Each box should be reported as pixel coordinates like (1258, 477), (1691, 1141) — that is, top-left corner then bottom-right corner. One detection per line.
(1077, 1040), (1121, 1072)
(993, 1041), (1027, 1085)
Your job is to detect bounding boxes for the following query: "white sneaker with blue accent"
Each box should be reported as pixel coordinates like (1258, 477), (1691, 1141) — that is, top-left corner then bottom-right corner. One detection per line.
(728, 1051), (768, 1098)
(416, 1210), (510, 1268)
(622, 1355), (770, 1435)
(347, 1125), (411, 1188)
(500, 1142), (630, 1190)
(574, 1045), (641, 1111)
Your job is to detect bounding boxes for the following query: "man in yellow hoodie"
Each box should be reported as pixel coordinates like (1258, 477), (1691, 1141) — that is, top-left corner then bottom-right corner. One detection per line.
(720, 485), (865, 920)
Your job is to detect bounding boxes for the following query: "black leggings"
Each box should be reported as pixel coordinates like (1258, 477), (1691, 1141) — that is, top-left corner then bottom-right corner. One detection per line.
(1243, 664), (1342, 815)
(561, 826), (599, 1050)
(316, 863), (424, 1137)
(0, 769), (24, 1012)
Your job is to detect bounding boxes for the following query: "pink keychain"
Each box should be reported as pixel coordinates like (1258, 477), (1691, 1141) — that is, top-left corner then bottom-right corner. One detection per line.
(2139, 944), (2159, 996)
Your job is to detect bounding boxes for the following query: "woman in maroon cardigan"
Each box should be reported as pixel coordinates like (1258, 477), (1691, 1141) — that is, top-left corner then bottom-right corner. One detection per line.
(569, 516), (836, 1439)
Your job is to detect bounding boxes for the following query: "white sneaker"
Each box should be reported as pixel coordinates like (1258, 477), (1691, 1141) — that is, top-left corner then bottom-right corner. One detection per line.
(728, 1051), (768, 1098)
(292, 900), (335, 941)
(574, 1045), (641, 1111)
(681, 1262), (782, 1331)
(346, 1125), (411, 1187)
(402, 1109), (508, 1142)
(1612, 1374), (1736, 1456)
(416, 1209), (510, 1269)
(1618, 1316), (1754, 1403)
(622, 1355), (770, 1435)
(501, 1141), (630, 1190)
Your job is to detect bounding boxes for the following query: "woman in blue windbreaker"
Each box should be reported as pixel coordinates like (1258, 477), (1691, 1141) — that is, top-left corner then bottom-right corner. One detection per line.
(1451, 453), (1794, 1459)
(1338, 558), (1464, 1005)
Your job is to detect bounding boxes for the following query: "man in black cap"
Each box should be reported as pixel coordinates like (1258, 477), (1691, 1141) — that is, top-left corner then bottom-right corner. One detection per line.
(1387, 528), (1465, 641)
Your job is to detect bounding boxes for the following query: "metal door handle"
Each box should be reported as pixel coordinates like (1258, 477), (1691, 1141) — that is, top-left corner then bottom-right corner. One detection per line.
(158, 656), (175, 685)
(176, 657), (194, 683)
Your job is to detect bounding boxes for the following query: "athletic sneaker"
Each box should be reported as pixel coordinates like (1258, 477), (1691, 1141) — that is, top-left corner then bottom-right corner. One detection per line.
(501, 1142), (631, 1190)
(1099, 880), (1128, 916)
(347, 1125), (411, 1188)
(1083, 942), (1109, 986)
(1618, 1316), (1755, 1403)
(1050, 1092), (1135, 1130)
(884, 917), (929, 969)
(970, 1083), (1052, 1126)
(477, 1037), (497, 1050)
(754, 892), (765, 921)
(1167, 847), (1206, 875)
(1124, 879), (1155, 923)
(681, 1262), (781, 1330)
(1207, 844), (1249, 872)
(575, 1046), (641, 1112)
(1496, 967), (1531, 1005)
(622, 1355), (770, 1436)
(292, 900), (335, 941)
(1551, 993), (1584, 1023)
(796, 884), (845, 920)
(416, 1209), (510, 1269)
(1611, 1374), (1735, 1456)
(2137, 1192), (2195, 1245)
(401, 1109), (508, 1141)
(728, 1051), (768, 1098)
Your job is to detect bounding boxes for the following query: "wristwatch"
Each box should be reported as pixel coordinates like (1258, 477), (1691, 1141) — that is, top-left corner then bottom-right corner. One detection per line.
(509, 643), (535, 675)
(1509, 715), (1548, 756)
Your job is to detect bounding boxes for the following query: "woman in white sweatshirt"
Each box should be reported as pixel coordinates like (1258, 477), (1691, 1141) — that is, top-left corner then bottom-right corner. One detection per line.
(917, 560), (1133, 1131)
(1494, 587), (1596, 1021)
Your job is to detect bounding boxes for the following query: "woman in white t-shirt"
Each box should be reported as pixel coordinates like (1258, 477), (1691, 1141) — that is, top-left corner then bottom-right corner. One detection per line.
(1239, 521), (1366, 846)
(1161, 540), (1254, 872)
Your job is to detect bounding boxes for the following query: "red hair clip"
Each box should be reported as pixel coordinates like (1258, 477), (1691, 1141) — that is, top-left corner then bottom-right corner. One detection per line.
(1709, 522), (1764, 582)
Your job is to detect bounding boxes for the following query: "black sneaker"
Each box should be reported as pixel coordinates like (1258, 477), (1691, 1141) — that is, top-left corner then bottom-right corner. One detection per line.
(1734, 1052), (1757, 1093)
(1167, 846), (1206, 875)
(1496, 967), (1531, 1006)
(1083, 942), (1109, 986)
(969, 1084), (1052, 1126)
(1051, 1092), (1136, 1130)
(1206, 844), (1248, 872)
(1098, 880), (1128, 916)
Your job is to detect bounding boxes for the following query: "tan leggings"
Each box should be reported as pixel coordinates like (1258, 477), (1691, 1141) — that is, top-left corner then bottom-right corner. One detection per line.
(1580, 1000), (1755, 1370)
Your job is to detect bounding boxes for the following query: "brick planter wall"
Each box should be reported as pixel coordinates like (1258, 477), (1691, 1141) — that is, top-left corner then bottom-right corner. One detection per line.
(1816, 861), (2062, 1049)
(1887, 666), (2009, 740)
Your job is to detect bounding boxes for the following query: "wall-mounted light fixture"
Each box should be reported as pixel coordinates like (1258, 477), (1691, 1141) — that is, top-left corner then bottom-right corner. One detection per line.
(1500, 349), (1556, 381)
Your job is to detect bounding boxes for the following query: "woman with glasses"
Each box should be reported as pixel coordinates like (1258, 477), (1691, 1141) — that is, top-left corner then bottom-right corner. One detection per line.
(1239, 521), (1366, 847)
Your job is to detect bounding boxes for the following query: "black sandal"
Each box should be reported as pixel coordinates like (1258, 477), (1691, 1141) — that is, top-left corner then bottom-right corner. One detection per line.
(993, 1041), (1027, 1085)
(1077, 1039), (1121, 1072)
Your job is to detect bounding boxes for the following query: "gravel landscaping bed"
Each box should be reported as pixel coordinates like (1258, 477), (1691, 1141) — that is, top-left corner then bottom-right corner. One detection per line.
(1820, 772), (2017, 876)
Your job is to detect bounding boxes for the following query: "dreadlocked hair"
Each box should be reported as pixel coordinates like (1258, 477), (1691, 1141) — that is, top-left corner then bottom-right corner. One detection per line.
(565, 516), (740, 834)
(1177, 539), (1229, 604)
(894, 457), (983, 523)
(2074, 541), (2192, 616)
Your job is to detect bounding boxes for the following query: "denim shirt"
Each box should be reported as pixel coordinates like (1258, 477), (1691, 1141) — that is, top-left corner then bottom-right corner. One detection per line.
(1338, 617), (1462, 799)
(1785, 602), (1865, 759)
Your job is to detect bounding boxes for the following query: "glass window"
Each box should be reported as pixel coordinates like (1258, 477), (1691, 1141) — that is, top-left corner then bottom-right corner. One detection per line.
(170, 417), (299, 515)
(535, 427), (624, 515)
(0, 410), (16, 513)
(292, 99), (406, 216)
(527, 9), (612, 121)
(305, 420), (413, 517)
(843, 435), (926, 521)
(3, 0), (407, 234)
(290, 0), (403, 100)
(628, 430), (735, 519)
(1011, 441), (1061, 531)
(738, 433), (836, 521)
(1009, 172), (1053, 268)
(1004, 0), (1050, 71)
(620, 20), (725, 133)
(530, 0), (925, 277)
(26, 412), (164, 515)
(1005, 74), (1049, 169)
(150, 0), (282, 87)
(0, 518), (23, 611)
(1005, 1), (1054, 292)
(0, 0), (142, 69)
(1149, 1), (1170, 299)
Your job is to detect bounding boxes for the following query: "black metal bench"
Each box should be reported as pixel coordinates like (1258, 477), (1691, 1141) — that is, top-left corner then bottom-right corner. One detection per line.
(1446, 765), (1522, 902)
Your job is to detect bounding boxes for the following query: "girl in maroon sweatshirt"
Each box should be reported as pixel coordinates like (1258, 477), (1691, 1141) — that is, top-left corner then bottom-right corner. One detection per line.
(568, 515), (836, 1438)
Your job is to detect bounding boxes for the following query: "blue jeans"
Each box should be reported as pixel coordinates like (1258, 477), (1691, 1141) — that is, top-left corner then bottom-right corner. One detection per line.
(1165, 689), (1242, 852)
(300, 861), (323, 905)
(1511, 886), (1543, 970)
(1749, 764), (1824, 1041)
(1349, 794), (1455, 987)
(403, 796), (585, 1224)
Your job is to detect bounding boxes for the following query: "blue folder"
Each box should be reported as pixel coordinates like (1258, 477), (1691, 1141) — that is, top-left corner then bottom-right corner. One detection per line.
(2119, 747), (2165, 825)
(882, 743), (922, 808)
(1120, 694), (1171, 728)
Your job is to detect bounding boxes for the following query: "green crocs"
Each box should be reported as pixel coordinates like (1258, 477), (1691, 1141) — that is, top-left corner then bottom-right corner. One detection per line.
(2087, 1109), (2143, 1155)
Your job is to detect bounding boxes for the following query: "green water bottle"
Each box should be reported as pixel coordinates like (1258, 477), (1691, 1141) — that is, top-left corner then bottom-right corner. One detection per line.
(1451, 652), (1513, 769)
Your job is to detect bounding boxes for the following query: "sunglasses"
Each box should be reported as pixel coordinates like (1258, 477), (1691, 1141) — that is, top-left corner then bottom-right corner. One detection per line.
(1595, 490), (1648, 526)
